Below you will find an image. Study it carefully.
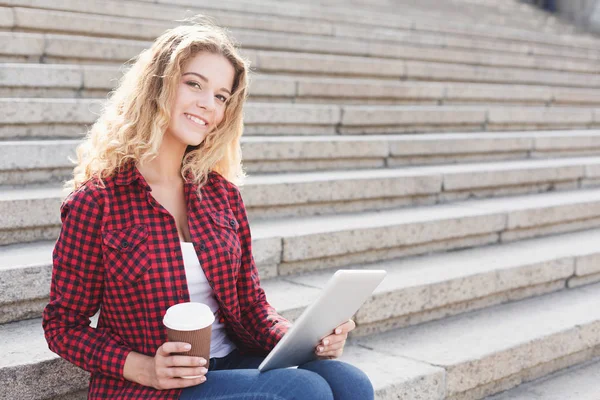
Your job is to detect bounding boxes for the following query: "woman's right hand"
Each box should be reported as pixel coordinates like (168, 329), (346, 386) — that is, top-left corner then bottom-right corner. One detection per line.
(149, 342), (208, 390)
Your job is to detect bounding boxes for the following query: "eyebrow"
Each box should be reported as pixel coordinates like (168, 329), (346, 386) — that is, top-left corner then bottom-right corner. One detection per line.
(182, 72), (232, 96)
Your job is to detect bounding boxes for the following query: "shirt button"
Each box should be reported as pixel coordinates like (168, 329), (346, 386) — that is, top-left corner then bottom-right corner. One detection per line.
(229, 219), (236, 227)
(120, 241), (129, 249)
(200, 243), (207, 251)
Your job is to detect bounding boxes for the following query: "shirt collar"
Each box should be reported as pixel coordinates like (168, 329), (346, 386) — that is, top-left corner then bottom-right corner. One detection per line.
(114, 161), (150, 190)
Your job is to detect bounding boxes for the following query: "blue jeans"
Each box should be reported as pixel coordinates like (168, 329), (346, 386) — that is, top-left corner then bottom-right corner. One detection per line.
(179, 348), (374, 400)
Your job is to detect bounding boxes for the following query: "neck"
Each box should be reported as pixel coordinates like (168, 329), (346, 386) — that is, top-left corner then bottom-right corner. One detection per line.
(137, 134), (187, 185)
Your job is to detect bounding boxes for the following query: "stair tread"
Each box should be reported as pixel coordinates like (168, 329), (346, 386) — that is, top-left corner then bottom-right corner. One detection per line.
(262, 227), (600, 313)
(487, 359), (600, 400)
(356, 282), (600, 395)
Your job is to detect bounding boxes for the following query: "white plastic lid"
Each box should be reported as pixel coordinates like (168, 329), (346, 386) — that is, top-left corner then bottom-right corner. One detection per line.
(163, 302), (215, 331)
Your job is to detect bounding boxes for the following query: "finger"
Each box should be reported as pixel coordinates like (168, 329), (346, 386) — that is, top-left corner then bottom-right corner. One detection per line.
(319, 332), (335, 342)
(320, 334), (347, 347)
(167, 366), (208, 379)
(319, 335), (336, 346)
(167, 355), (207, 368)
(346, 319), (356, 331)
(335, 319), (356, 334)
(317, 348), (344, 358)
(166, 375), (207, 389)
(159, 342), (191, 356)
(323, 341), (345, 352)
(316, 341), (345, 354)
(179, 375), (207, 388)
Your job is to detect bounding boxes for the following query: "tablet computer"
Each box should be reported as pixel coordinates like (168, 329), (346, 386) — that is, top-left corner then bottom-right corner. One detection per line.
(258, 269), (387, 372)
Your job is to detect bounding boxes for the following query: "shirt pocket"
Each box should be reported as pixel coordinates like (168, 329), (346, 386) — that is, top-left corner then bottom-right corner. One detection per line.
(209, 209), (242, 259)
(102, 224), (151, 284)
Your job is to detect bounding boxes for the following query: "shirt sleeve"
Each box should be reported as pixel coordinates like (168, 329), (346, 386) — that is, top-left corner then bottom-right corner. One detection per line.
(42, 186), (132, 379)
(231, 186), (292, 352)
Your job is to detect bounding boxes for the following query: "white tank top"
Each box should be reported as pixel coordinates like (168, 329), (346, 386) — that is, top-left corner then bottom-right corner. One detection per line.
(180, 241), (237, 358)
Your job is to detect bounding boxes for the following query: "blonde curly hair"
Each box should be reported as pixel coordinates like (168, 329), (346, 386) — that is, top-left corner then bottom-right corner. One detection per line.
(65, 17), (249, 196)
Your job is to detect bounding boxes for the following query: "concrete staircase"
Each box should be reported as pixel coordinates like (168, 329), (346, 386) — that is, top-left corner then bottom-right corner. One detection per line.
(2, 0), (600, 398)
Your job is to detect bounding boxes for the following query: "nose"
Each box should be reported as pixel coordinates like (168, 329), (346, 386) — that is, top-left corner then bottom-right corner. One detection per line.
(196, 90), (215, 112)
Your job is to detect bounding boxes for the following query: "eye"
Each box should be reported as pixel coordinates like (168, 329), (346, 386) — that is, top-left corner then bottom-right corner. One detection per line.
(185, 81), (202, 90)
(216, 94), (228, 102)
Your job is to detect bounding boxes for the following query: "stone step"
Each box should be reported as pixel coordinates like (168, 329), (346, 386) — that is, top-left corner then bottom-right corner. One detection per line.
(362, 4), (552, 35)
(245, 187), (600, 277)
(10, 154), (599, 220)
(308, 0), (549, 30)
(6, 131), (600, 185)
(4, 277), (600, 399)
(354, 281), (600, 399)
(263, 226), (600, 335)
(6, 201), (600, 333)
(0, 241), (54, 324)
(241, 156), (600, 219)
(377, 0), (572, 35)
(343, 0), (558, 21)
(116, 0), (600, 52)
(0, 317), (444, 400)
(5, 182), (600, 278)
(5, 64), (600, 108)
(4, 6), (600, 75)
(3, 98), (600, 139)
(487, 358), (600, 400)
(3, 155), (600, 243)
(2, 0), (596, 64)
(6, 32), (600, 89)
(3, 0), (594, 55)
(0, 318), (89, 400)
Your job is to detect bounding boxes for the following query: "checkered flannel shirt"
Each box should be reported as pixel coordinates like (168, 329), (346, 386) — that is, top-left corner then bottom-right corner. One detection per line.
(42, 161), (291, 399)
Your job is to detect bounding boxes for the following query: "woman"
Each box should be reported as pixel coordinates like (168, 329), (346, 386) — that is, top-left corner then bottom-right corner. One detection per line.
(42, 18), (375, 400)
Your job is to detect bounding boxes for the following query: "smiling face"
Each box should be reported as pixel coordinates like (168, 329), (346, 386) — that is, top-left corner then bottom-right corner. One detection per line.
(165, 51), (236, 147)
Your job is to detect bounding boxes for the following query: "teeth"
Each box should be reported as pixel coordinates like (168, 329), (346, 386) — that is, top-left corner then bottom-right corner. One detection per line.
(186, 114), (206, 126)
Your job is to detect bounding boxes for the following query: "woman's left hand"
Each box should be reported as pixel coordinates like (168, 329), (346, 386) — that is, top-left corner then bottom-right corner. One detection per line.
(315, 319), (356, 359)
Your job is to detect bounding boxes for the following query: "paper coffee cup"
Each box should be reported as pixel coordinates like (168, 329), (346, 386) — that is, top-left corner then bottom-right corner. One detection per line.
(163, 302), (215, 379)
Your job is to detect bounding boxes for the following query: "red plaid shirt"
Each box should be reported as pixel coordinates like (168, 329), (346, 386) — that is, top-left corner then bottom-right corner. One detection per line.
(42, 162), (291, 399)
